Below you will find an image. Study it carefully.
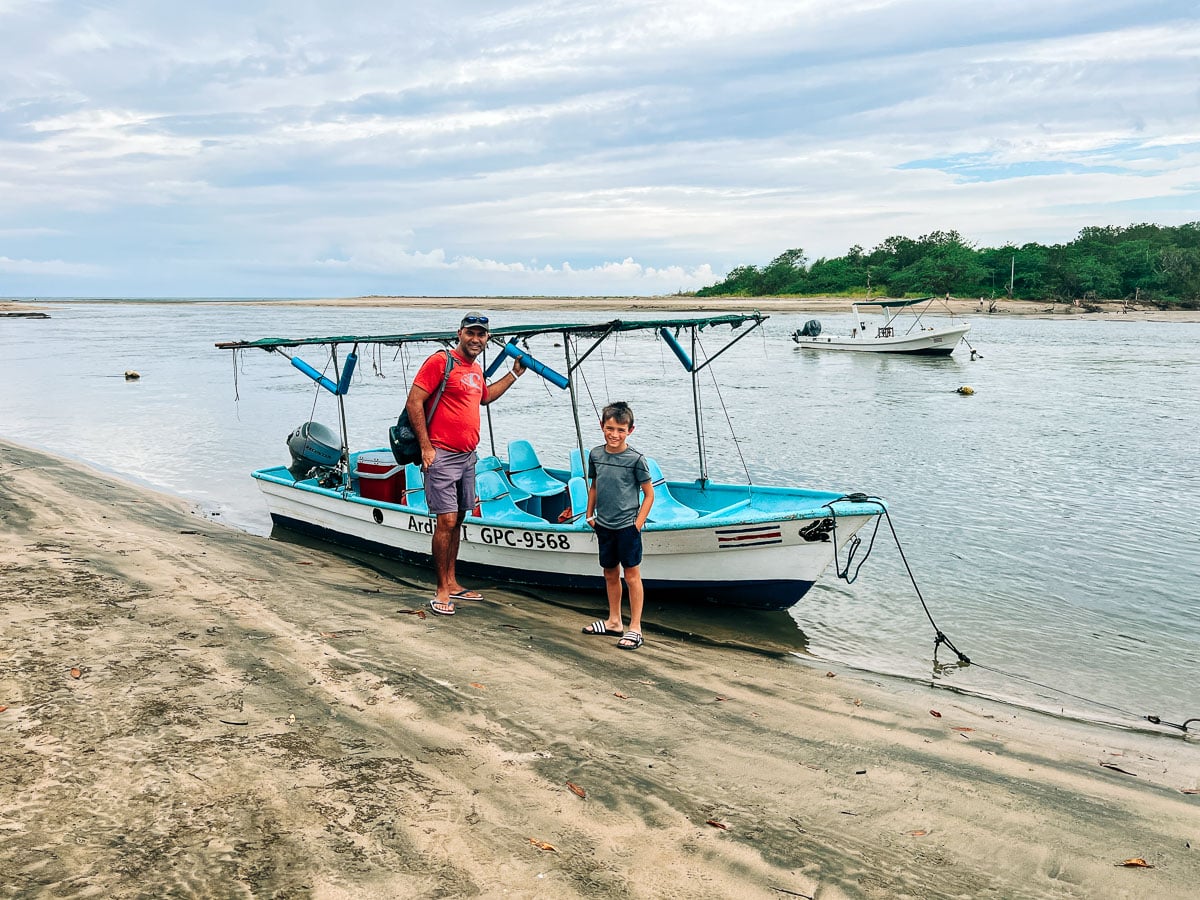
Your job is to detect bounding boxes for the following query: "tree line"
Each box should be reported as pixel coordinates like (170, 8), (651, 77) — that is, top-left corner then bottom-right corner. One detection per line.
(695, 223), (1200, 308)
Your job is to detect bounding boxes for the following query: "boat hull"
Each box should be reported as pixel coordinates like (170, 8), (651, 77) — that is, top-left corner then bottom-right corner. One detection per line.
(795, 323), (970, 355)
(254, 467), (881, 611)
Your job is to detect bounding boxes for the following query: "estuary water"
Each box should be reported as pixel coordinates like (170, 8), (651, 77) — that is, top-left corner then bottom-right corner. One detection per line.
(2, 300), (1197, 732)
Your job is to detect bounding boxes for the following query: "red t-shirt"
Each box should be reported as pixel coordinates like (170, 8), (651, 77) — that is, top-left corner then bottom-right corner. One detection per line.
(412, 349), (485, 452)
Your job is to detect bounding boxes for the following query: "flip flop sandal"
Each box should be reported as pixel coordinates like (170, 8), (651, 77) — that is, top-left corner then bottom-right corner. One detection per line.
(616, 630), (643, 650)
(581, 620), (617, 636)
(449, 589), (484, 601)
(429, 596), (456, 616)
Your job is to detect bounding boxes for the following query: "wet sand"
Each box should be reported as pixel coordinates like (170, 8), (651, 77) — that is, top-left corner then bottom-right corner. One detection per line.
(1, 439), (1198, 898)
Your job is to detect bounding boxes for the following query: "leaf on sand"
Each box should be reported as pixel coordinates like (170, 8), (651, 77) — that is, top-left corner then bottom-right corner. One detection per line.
(825, 672), (836, 678)
(566, 781), (587, 799)
(70, 667), (82, 679)
(613, 692), (629, 699)
(469, 682), (486, 690)
(397, 609), (427, 619)
(528, 838), (557, 852)
(0, 705), (7, 713)
(706, 819), (729, 830)
(929, 709), (942, 718)
(951, 726), (973, 732)
(714, 696), (730, 702)
(1179, 788), (1198, 794)
(853, 698), (863, 707)
(1100, 763), (1138, 776)
(1117, 858), (1153, 868)
(907, 830), (928, 837)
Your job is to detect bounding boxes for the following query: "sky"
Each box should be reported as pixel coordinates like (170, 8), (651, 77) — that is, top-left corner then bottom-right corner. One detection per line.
(1, 0), (1198, 298)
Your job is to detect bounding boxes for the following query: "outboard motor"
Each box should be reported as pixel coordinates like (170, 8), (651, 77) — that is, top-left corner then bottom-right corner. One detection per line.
(287, 421), (341, 471)
(800, 319), (822, 337)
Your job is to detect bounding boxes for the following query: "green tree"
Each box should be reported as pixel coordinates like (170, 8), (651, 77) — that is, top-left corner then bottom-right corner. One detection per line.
(759, 248), (809, 294)
(694, 222), (1200, 305)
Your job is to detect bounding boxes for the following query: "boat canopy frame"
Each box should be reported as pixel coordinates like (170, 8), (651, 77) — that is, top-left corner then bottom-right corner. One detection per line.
(216, 312), (768, 487)
(848, 295), (961, 338)
(214, 313), (763, 352)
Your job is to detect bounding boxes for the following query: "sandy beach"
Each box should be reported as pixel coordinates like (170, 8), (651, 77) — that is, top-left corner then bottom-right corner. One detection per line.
(1, 438), (1197, 898)
(246, 295), (1200, 323)
(5, 295), (1200, 322)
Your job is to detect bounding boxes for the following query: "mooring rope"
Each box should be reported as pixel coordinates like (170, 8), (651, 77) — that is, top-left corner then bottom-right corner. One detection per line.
(824, 494), (1197, 735)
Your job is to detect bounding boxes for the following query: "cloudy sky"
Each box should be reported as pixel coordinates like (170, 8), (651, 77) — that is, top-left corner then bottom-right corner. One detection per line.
(2, 1), (1197, 298)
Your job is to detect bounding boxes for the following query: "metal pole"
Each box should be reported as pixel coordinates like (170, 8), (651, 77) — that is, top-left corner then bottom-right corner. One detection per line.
(331, 345), (351, 481)
(691, 327), (707, 483)
(483, 345), (496, 456)
(566, 335), (586, 477)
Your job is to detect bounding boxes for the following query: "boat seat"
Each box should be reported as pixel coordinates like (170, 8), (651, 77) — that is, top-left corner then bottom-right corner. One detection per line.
(694, 497), (752, 521)
(506, 440), (566, 498)
(402, 463), (428, 513)
(556, 476), (589, 525)
(645, 457), (700, 523)
(476, 454), (533, 504)
(475, 470), (544, 525)
(569, 448), (586, 481)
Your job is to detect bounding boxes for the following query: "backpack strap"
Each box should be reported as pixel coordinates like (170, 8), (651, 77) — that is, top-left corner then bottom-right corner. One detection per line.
(425, 350), (456, 426)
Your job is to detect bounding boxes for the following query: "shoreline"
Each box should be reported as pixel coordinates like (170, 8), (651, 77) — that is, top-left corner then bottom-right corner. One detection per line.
(5, 295), (1200, 322)
(2, 438), (1197, 897)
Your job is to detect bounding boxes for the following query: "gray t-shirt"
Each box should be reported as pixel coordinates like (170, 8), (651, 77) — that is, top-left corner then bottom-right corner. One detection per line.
(588, 445), (651, 529)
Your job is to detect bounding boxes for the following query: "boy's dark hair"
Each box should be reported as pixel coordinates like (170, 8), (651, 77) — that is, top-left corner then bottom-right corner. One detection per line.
(601, 401), (634, 427)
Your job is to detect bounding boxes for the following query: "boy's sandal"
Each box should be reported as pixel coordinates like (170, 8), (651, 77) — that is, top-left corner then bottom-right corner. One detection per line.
(429, 596), (456, 616)
(582, 620), (616, 635)
(616, 630), (643, 650)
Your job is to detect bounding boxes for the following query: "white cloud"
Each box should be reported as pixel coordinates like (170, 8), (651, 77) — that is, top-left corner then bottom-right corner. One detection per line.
(0, 1), (1196, 296)
(0, 256), (105, 276)
(313, 245), (713, 291)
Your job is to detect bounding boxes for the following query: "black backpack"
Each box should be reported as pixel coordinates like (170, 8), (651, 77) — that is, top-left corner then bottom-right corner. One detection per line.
(389, 350), (455, 465)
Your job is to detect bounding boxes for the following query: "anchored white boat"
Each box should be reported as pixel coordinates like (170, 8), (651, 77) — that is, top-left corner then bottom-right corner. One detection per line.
(792, 296), (971, 355)
(217, 315), (885, 611)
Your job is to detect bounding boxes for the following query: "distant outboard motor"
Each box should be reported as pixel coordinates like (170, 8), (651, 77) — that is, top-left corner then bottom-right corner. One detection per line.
(800, 319), (822, 337)
(287, 421), (341, 471)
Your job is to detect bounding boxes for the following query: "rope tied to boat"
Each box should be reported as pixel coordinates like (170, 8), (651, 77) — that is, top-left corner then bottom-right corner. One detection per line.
(826, 494), (971, 665)
(823, 494), (1197, 735)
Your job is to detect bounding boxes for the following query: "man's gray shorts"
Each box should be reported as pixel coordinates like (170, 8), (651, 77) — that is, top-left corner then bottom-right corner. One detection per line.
(424, 449), (477, 515)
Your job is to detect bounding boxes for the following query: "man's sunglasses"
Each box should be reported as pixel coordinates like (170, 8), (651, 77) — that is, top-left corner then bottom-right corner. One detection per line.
(462, 315), (489, 326)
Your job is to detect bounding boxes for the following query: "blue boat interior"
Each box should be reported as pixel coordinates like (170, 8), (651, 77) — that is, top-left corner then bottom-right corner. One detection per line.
(256, 442), (883, 531)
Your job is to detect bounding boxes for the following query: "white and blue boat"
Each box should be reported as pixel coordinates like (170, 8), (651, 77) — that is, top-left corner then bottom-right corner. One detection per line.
(217, 315), (884, 611)
(792, 296), (971, 355)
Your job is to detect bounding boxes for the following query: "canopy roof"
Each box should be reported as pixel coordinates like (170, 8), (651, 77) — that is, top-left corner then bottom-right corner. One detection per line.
(850, 296), (937, 309)
(215, 312), (766, 350)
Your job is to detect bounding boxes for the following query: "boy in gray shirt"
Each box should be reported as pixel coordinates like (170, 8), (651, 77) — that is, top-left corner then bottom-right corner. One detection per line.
(581, 402), (654, 650)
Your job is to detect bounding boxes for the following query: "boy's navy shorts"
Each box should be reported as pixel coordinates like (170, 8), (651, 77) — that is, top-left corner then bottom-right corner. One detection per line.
(595, 524), (643, 570)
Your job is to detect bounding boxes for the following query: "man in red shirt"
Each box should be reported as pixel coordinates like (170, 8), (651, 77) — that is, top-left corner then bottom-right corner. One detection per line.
(406, 313), (525, 615)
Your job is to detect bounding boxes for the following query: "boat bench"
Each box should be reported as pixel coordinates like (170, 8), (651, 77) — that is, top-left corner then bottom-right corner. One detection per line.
(693, 498), (752, 522)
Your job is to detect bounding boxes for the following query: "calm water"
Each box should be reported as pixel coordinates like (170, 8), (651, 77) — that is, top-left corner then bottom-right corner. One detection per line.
(2, 301), (1198, 731)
